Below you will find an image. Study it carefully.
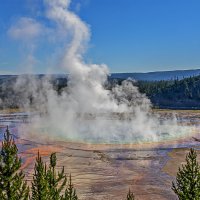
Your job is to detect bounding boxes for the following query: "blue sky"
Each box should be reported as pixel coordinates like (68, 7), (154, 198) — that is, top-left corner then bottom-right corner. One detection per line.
(0, 0), (200, 74)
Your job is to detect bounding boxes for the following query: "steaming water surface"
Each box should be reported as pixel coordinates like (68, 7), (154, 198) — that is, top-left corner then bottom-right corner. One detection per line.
(0, 112), (197, 147)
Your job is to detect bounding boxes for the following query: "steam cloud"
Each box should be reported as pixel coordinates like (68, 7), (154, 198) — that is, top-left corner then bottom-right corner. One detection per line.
(8, 0), (191, 144)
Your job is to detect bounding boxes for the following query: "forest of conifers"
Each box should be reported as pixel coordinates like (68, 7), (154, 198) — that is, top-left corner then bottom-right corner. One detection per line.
(1, 74), (200, 109)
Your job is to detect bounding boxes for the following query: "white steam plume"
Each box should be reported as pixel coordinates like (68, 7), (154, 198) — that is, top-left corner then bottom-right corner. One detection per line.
(8, 17), (44, 41)
(8, 17), (46, 72)
(11, 0), (191, 144)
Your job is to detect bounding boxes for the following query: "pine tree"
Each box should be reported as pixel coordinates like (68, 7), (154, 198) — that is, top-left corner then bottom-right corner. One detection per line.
(0, 127), (29, 200)
(172, 148), (200, 200)
(63, 174), (78, 200)
(126, 188), (135, 200)
(32, 152), (78, 200)
(31, 152), (50, 200)
(47, 152), (67, 200)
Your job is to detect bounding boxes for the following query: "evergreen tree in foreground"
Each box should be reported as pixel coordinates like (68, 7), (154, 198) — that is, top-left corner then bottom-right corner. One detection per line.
(31, 152), (50, 200)
(63, 174), (78, 200)
(47, 152), (67, 200)
(32, 152), (78, 200)
(0, 127), (29, 200)
(126, 189), (135, 200)
(172, 148), (200, 200)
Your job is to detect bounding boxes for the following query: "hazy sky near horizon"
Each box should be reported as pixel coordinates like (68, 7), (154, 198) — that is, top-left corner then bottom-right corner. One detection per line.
(1, 0), (200, 74)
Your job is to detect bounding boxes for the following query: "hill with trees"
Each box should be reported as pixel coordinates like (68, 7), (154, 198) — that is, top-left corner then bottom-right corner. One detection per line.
(1, 73), (200, 109)
(137, 75), (200, 109)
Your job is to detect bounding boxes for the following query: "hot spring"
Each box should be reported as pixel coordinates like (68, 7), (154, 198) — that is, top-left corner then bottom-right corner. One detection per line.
(0, 111), (197, 147)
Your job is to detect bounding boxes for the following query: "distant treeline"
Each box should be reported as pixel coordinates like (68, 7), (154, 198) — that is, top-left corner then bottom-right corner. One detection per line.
(108, 75), (200, 109)
(1, 74), (200, 109)
(137, 75), (200, 109)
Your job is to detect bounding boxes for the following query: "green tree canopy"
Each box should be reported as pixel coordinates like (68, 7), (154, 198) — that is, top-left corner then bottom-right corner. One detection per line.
(172, 148), (200, 200)
(63, 174), (78, 200)
(32, 152), (78, 200)
(31, 152), (50, 200)
(0, 127), (29, 200)
(47, 152), (67, 200)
